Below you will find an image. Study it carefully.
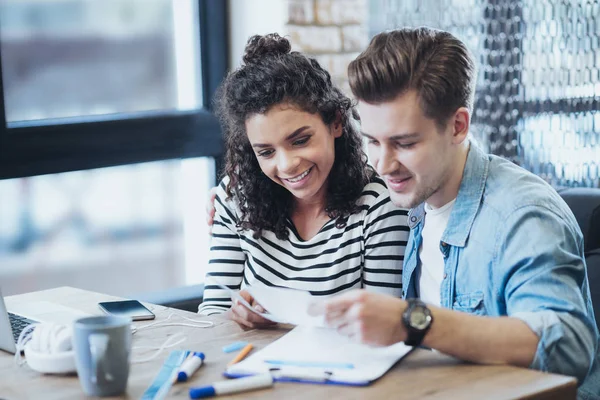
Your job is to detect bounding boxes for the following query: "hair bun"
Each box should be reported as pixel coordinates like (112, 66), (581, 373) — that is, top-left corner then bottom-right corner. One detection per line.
(243, 33), (291, 65)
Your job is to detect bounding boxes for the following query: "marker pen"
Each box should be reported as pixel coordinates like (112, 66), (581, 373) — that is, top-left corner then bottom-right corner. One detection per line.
(177, 352), (205, 382)
(222, 341), (248, 353)
(189, 373), (274, 399)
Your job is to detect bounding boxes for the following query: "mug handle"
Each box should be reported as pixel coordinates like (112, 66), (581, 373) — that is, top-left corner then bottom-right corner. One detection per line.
(89, 333), (114, 384)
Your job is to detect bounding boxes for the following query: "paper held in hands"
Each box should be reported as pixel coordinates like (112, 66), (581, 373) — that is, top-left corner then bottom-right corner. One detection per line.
(216, 283), (413, 385)
(245, 286), (327, 327)
(216, 284), (326, 327)
(225, 326), (413, 386)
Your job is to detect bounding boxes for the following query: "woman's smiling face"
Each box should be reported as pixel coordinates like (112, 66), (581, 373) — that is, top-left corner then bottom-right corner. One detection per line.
(245, 103), (341, 205)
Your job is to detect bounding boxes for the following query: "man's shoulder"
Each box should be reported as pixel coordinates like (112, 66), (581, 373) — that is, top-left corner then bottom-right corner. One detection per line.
(483, 155), (567, 216)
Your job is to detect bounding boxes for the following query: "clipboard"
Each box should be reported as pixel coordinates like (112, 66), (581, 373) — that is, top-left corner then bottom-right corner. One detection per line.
(224, 326), (413, 386)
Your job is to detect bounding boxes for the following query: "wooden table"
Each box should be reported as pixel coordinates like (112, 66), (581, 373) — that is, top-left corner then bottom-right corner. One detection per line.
(0, 287), (576, 399)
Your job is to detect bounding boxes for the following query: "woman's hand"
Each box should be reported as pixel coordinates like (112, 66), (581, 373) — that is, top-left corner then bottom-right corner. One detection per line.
(225, 290), (277, 329)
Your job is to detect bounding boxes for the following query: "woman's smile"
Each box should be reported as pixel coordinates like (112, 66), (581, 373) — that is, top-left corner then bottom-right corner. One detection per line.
(281, 166), (313, 187)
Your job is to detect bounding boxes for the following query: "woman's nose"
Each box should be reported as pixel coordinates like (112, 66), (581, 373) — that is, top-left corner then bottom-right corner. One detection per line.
(277, 152), (300, 175)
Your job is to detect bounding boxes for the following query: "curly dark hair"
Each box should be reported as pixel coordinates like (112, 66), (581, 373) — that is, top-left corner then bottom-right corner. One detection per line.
(214, 33), (373, 240)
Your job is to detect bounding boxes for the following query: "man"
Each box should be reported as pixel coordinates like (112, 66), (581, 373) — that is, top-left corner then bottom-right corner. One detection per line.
(308, 27), (599, 399)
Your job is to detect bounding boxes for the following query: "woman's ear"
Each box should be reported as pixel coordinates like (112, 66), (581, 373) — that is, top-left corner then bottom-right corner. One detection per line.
(332, 111), (343, 138)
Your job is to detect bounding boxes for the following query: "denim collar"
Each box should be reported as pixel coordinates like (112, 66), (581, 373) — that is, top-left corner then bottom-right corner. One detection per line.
(407, 141), (489, 248)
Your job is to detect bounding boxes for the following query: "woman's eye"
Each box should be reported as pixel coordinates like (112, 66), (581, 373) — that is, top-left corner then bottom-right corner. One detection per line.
(293, 137), (309, 146)
(397, 142), (415, 149)
(258, 150), (274, 157)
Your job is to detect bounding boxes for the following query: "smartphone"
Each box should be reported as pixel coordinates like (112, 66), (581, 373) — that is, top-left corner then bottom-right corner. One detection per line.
(98, 300), (155, 321)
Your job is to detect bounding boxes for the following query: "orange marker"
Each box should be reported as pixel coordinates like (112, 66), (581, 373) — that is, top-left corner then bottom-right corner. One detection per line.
(227, 343), (253, 366)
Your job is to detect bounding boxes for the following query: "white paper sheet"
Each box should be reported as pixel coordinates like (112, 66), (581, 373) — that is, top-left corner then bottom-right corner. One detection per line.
(212, 283), (287, 323)
(245, 286), (327, 327)
(226, 326), (413, 385)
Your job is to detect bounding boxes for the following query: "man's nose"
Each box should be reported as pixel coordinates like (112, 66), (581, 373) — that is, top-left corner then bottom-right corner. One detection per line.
(376, 146), (399, 176)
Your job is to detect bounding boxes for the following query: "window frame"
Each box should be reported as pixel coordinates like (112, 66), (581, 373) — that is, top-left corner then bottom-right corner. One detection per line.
(0, 0), (227, 179)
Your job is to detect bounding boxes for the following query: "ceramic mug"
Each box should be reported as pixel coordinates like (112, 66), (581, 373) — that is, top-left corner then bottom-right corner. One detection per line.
(73, 315), (131, 397)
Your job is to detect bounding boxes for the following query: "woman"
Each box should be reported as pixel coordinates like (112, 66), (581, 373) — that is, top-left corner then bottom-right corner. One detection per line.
(199, 34), (408, 328)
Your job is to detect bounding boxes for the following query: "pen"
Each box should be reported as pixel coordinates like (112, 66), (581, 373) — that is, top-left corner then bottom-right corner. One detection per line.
(189, 373), (274, 399)
(227, 343), (253, 366)
(270, 367), (332, 382)
(222, 341), (248, 353)
(177, 352), (206, 382)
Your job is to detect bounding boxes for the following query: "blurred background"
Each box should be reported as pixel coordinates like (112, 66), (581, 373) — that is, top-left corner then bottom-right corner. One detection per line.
(0, 0), (598, 297)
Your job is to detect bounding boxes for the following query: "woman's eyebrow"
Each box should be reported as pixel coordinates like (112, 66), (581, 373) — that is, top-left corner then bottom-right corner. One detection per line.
(285, 126), (310, 141)
(252, 126), (310, 148)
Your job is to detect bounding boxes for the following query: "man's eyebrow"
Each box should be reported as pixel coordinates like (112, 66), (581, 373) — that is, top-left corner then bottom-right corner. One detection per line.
(361, 131), (420, 140)
(389, 132), (420, 141)
(361, 131), (375, 140)
(252, 126), (310, 148)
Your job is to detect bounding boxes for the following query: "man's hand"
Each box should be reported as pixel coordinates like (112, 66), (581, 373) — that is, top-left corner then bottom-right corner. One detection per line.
(309, 290), (407, 346)
(205, 186), (218, 234)
(225, 289), (277, 329)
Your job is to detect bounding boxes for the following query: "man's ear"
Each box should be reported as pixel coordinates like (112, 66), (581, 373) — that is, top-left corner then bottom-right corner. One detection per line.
(452, 107), (470, 144)
(332, 111), (343, 138)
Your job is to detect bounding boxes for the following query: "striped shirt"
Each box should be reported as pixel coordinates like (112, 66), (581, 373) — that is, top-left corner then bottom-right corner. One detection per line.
(199, 176), (409, 315)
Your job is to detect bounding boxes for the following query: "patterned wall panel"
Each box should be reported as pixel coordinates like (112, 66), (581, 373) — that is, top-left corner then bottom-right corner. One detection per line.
(369, 0), (600, 187)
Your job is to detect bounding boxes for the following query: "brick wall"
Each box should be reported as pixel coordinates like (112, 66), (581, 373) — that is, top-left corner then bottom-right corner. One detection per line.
(286, 0), (369, 95)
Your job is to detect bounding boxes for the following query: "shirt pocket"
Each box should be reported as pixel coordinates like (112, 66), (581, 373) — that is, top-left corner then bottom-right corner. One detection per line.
(453, 291), (486, 316)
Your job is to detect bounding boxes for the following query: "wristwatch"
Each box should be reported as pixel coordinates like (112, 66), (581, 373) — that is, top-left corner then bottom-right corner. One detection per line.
(402, 298), (433, 347)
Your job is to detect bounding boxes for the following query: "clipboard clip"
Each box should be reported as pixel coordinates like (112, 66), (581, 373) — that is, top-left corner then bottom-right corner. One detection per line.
(269, 366), (333, 382)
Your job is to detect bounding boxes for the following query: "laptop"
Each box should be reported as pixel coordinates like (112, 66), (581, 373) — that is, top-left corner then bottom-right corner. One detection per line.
(0, 287), (91, 354)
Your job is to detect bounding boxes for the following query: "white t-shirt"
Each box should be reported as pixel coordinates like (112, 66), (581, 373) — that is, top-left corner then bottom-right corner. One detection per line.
(418, 199), (456, 307)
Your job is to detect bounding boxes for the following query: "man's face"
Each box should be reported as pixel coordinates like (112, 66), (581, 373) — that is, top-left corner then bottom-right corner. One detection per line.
(360, 90), (460, 209)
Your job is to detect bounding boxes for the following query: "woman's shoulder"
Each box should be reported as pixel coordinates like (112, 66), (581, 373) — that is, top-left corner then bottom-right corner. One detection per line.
(215, 176), (241, 214)
(355, 175), (391, 206)
(354, 176), (409, 230)
(216, 175), (230, 193)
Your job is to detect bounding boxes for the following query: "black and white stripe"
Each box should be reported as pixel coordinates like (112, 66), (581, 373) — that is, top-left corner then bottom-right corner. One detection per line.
(199, 177), (409, 315)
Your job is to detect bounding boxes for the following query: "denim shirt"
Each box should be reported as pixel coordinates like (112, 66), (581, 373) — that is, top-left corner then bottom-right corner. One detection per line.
(402, 142), (600, 399)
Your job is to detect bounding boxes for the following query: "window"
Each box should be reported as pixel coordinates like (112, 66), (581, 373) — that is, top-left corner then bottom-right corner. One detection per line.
(0, 0), (226, 296)
(0, 0), (227, 179)
(0, 157), (215, 297)
(2, 0), (200, 121)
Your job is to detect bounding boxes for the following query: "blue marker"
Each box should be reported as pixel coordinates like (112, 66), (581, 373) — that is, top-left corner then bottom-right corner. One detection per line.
(222, 341), (248, 353)
(177, 352), (205, 382)
(189, 374), (273, 399)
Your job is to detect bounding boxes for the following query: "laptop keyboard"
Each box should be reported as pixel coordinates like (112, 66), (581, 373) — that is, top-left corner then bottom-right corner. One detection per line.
(8, 312), (36, 343)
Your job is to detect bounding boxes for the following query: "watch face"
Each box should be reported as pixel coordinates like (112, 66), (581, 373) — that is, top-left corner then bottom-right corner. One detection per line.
(409, 305), (431, 330)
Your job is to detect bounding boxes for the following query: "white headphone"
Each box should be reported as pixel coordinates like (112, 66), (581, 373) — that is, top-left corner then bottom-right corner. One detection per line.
(15, 312), (216, 371)
(16, 323), (76, 374)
